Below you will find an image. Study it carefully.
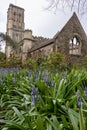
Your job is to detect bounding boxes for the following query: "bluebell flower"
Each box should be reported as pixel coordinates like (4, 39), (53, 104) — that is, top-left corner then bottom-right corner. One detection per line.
(13, 74), (17, 83)
(76, 90), (81, 108)
(51, 81), (55, 87)
(14, 67), (18, 72)
(84, 86), (87, 97)
(39, 67), (43, 73)
(82, 81), (87, 97)
(31, 95), (36, 105)
(28, 70), (32, 77)
(77, 97), (82, 108)
(45, 78), (50, 85)
(34, 73), (39, 81)
(42, 73), (51, 88)
(30, 87), (38, 95)
(30, 87), (38, 105)
(43, 73), (48, 82)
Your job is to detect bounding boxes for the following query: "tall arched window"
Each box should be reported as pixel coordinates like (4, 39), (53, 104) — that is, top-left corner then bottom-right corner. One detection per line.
(69, 36), (81, 55)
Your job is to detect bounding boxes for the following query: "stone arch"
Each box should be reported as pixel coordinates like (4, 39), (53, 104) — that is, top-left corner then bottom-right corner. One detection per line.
(69, 34), (82, 55)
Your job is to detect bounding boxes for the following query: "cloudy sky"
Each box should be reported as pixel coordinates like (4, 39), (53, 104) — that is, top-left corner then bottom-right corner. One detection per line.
(0, 0), (87, 39)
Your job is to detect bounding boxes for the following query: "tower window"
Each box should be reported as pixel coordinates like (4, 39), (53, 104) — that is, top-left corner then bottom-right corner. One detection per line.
(69, 36), (81, 55)
(14, 12), (16, 15)
(19, 13), (21, 17)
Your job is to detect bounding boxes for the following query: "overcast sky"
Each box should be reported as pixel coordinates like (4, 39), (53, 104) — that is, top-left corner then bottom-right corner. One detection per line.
(0, 0), (87, 39)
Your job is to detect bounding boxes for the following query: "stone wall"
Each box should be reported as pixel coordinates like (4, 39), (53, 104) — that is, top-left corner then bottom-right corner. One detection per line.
(29, 43), (54, 58)
(55, 13), (87, 56)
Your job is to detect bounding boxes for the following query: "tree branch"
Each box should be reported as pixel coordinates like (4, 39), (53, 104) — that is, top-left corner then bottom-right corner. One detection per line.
(45, 0), (87, 15)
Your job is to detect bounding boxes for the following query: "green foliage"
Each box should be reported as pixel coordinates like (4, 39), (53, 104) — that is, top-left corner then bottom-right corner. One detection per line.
(66, 55), (87, 70)
(0, 68), (87, 129)
(5, 59), (21, 68)
(0, 32), (18, 49)
(0, 52), (6, 67)
(0, 52), (6, 61)
(0, 59), (21, 68)
(37, 52), (67, 71)
(23, 58), (38, 69)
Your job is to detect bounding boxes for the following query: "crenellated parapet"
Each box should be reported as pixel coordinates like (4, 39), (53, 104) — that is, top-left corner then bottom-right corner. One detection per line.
(33, 36), (49, 43)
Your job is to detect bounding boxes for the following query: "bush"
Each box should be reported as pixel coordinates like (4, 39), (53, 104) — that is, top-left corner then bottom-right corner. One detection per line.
(22, 58), (38, 69)
(0, 52), (6, 61)
(42, 52), (67, 71)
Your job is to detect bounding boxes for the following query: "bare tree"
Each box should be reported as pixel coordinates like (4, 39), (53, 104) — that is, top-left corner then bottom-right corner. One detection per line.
(46, 0), (87, 15)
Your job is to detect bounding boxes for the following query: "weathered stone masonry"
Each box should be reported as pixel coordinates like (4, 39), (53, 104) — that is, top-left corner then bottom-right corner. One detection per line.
(5, 4), (87, 62)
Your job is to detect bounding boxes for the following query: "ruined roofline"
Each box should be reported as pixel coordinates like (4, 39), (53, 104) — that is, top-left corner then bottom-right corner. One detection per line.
(29, 12), (87, 53)
(9, 3), (24, 11)
(71, 12), (87, 36)
(54, 12), (87, 39)
(29, 38), (54, 53)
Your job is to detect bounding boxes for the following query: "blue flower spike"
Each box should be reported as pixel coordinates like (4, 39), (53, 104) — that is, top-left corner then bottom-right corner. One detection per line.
(76, 90), (82, 108)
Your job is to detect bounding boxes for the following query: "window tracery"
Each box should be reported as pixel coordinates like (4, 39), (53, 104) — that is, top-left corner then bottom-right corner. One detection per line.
(69, 36), (81, 55)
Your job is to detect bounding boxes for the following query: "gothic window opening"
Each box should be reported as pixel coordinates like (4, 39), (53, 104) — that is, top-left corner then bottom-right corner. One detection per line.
(14, 12), (16, 15)
(69, 36), (81, 55)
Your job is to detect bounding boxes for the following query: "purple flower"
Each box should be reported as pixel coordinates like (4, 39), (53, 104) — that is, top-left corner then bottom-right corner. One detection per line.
(30, 87), (38, 105)
(51, 81), (55, 87)
(34, 73), (38, 81)
(28, 70), (32, 77)
(42, 73), (50, 85)
(76, 90), (81, 108)
(13, 74), (17, 83)
(77, 97), (82, 108)
(30, 87), (38, 95)
(84, 86), (87, 97)
(85, 87), (87, 91)
(31, 95), (36, 105)
(42, 73), (48, 82)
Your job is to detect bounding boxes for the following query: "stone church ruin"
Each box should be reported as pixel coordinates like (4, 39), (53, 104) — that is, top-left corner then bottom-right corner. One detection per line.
(5, 4), (87, 62)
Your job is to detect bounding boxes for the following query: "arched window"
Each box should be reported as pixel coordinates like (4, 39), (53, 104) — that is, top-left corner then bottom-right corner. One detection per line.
(69, 36), (81, 55)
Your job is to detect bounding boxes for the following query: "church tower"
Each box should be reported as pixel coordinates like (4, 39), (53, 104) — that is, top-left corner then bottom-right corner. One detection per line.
(7, 4), (24, 42)
(6, 4), (25, 59)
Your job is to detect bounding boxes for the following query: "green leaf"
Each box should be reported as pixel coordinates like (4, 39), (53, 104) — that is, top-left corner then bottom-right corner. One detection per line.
(51, 115), (62, 130)
(68, 108), (79, 130)
(45, 116), (62, 130)
(36, 115), (45, 130)
(12, 107), (24, 124)
(79, 109), (85, 130)
(61, 115), (69, 128)
(0, 119), (25, 130)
